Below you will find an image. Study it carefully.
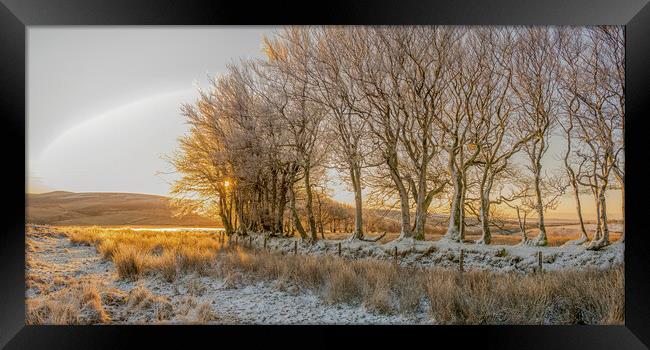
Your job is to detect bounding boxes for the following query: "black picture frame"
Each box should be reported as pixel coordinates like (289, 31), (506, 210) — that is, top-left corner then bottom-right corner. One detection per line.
(1, 0), (649, 348)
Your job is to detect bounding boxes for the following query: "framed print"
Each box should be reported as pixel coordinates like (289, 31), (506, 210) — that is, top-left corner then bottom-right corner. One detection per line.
(1, 0), (649, 348)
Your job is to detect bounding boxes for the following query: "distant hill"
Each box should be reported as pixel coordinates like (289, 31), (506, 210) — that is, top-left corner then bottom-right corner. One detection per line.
(26, 191), (220, 226)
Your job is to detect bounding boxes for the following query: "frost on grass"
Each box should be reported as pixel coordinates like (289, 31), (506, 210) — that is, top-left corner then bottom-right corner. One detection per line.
(25, 225), (624, 325)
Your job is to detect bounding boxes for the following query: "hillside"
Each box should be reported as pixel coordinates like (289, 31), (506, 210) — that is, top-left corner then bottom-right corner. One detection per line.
(26, 191), (220, 226)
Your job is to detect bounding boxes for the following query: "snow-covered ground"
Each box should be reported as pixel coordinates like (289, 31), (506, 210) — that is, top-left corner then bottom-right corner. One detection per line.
(25, 226), (431, 324)
(240, 233), (624, 274)
(25, 225), (623, 325)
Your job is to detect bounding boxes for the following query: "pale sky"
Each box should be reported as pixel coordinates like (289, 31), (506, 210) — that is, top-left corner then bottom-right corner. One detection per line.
(27, 27), (622, 221)
(28, 27), (275, 195)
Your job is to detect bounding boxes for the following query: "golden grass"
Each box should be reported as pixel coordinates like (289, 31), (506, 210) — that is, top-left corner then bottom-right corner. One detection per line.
(26, 281), (111, 325)
(55, 226), (624, 324)
(62, 226), (221, 282)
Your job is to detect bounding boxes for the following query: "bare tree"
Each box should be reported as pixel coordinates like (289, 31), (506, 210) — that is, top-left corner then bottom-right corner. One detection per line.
(170, 25), (623, 251)
(466, 28), (533, 245)
(511, 27), (560, 246)
(310, 27), (371, 240)
(557, 28), (590, 244)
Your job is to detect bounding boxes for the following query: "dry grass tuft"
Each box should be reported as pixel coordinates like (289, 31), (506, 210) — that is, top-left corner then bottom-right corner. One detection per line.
(26, 281), (110, 325)
(196, 302), (218, 323)
(177, 247), (215, 275)
(326, 263), (361, 304)
(126, 286), (173, 321)
(186, 277), (207, 296)
(151, 251), (178, 282)
(97, 239), (118, 260)
(113, 245), (146, 280)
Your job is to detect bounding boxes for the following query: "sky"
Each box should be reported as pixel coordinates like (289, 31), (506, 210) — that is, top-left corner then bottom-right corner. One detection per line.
(28, 27), (274, 194)
(27, 27), (622, 221)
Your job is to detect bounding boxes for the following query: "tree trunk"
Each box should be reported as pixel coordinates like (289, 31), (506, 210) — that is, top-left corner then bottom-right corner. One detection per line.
(478, 194), (491, 245)
(477, 173), (492, 245)
(350, 165), (364, 240)
(303, 165), (318, 241)
(316, 192), (325, 239)
(413, 170), (427, 241)
(593, 188), (602, 241)
(445, 166), (464, 241)
(235, 193), (247, 236)
(275, 170), (288, 234)
(531, 169), (548, 246)
(588, 184), (610, 250)
(219, 194), (234, 236)
(516, 208), (528, 243)
(572, 179), (589, 242)
(599, 187), (610, 244)
(289, 181), (307, 240)
(387, 154), (412, 239)
(269, 169), (278, 232)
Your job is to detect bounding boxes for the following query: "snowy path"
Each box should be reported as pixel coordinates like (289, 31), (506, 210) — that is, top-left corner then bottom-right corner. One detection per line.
(160, 276), (431, 324)
(26, 228), (116, 299)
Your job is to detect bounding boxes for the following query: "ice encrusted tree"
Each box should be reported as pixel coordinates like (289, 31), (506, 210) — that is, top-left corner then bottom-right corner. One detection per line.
(170, 25), (624, 248)
(260, 27), (327, 241)
(557, 28), (590, 245)
(440, 27), (488, 242)
(343, 27), (456, 240)
(464, 28), (534, 245)
(310, 27), (372, 240)
(511, 27), (561, 246)
(589, 26), (625, 244)
(568, 27), (623, 250)
(339, 27), (415, 240)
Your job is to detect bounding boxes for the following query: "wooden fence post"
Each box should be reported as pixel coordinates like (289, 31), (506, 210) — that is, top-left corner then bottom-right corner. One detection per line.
(459, 248), (464, 272)
(294, 241), (298, 255)
(394, 246), (398, 265)
(249, 236), (252, 248)
(235, 235), (238, 246)
(538, 251), (543, 273)
(263, 236), (267, 251)
(338, 242), (341, 257)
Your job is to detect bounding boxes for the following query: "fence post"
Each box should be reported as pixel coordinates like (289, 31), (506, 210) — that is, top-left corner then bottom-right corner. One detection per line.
(249, 236), (252, 248)
(459, 248), (464, 272)
(338, 242), (341, 257)
(394, 246), (398, 265)
(538, 251), (543, 273)
(263, 236), (267, 251)
(235, 235), (238, 246)
(294, 241), (298, 255)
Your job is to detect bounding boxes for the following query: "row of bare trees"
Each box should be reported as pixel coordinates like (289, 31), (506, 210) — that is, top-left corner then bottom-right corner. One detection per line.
(171, 26), (623, 249)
